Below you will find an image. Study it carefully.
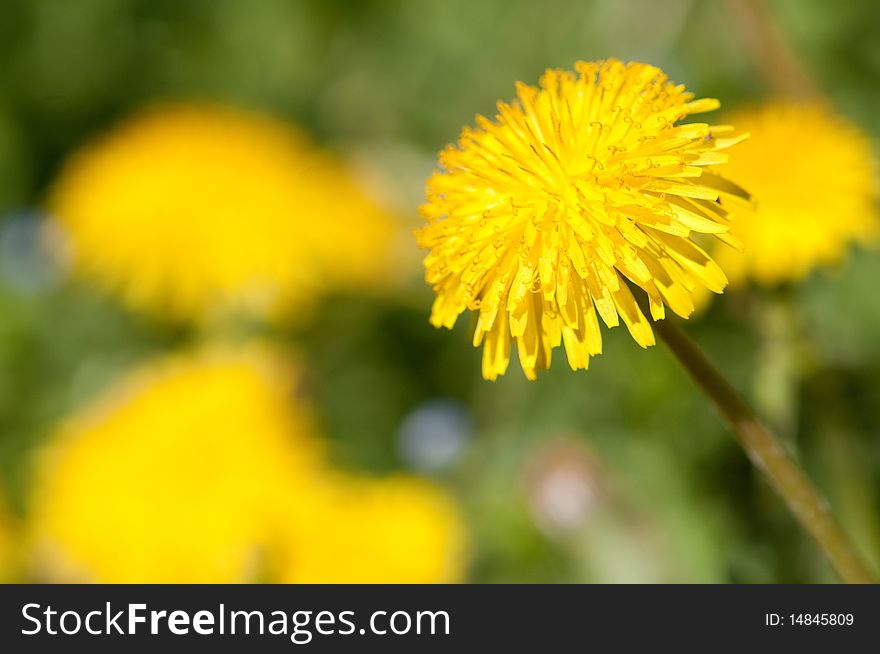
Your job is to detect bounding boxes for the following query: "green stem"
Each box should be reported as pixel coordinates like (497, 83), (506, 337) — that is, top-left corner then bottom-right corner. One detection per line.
(652, 316), (874, 584)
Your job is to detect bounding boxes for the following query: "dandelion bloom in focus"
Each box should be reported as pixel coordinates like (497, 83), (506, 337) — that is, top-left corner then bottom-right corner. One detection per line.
(29, 348), (465, 583)
(49, 105), (399, 322)
(417, 59), (750, 380)
(710, 102), (878, 286)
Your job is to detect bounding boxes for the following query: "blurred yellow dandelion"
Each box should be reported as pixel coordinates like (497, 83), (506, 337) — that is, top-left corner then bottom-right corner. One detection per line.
(49, 105), (399, 322)
(711, 102), (878, 286)
(30, 347), (322, 583)
(0, 487), (17, 582)
(29, 347), (466, 583)
(417, 59), (750, 380)
(276, 475), (467, 584)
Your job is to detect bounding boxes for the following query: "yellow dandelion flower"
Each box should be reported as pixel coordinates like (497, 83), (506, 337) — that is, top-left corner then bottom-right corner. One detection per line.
(417, 59), (750, 380)
(0, 487), (18, 582)
(30, 346), (322, 583)
(29, 347), (466, 583)
(711, 102), (878, 286)
(275, 475), (467, 584)
(49, 105), (399, 322)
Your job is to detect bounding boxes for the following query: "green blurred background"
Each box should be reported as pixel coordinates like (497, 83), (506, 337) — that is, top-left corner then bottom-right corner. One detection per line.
(1, 0), (879, 582)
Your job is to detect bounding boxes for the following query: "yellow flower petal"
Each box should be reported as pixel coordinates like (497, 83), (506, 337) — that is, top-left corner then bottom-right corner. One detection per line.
(417, 59), (749, 379)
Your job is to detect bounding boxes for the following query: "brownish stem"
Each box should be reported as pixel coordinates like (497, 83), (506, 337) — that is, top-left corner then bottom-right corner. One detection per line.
(726, 0), (820, 99)
(653, 317), (874, 584)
